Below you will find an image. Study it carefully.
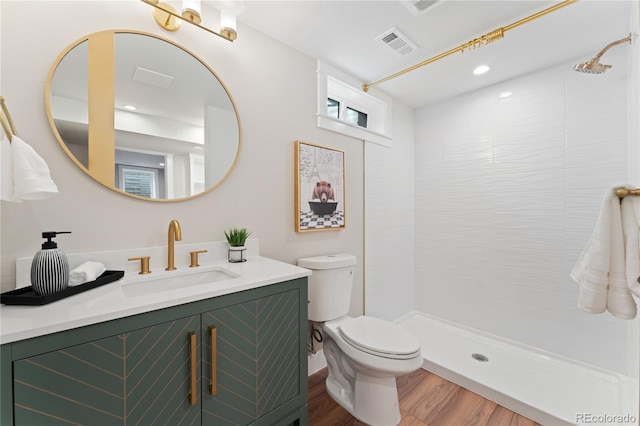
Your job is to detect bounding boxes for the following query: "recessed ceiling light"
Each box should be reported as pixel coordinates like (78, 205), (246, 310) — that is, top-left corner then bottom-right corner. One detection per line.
(123, 105), (137, 111)
(473, 65), (490, 75)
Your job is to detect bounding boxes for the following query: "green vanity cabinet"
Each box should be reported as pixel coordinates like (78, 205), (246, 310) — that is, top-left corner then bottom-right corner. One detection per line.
(2, 278), (308, 426)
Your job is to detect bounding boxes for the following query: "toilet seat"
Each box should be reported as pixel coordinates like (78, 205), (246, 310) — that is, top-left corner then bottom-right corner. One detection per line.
(339, 316), (421, 360)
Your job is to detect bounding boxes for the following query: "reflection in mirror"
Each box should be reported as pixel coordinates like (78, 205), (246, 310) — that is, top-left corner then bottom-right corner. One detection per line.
(46, 30), (241, 201)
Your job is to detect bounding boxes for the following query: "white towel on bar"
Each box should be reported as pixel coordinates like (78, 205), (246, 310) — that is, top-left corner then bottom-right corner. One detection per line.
(570, 186), (637, 319)
(622, 196), (640, 297)
(10, 135), (59, 201)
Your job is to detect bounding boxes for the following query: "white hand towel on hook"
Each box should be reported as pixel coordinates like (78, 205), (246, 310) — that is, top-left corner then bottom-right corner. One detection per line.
(11, 136), (59, 201)
(622, 196), (640, 297)
(570, 186), (637, 319)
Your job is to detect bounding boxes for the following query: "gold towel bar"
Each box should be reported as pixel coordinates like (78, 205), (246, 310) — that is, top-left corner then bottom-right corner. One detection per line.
(0, 95), (18, 143)
(616, 188), (640, 198)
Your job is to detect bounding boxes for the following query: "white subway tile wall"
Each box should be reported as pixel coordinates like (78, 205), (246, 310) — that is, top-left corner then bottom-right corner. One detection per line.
(413, 49), (633, 374)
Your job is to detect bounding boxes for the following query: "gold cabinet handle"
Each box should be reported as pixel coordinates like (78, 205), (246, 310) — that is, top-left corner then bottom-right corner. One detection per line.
(128, 256), (151, 274)
(189, 332), (197, 406)
(210, 326), (217, 395)
(189, 250), (208, 268)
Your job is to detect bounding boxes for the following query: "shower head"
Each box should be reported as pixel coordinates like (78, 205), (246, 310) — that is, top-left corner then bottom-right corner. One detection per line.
(573, 60), (611, 74)
(574, 33), (632, 74)
(573, 58), (611, 74)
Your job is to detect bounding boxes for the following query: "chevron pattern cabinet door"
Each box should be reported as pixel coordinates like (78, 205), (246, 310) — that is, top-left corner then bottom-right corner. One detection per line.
(201, 288), (300, 425)
(124, 315), (201, 425)
(255, 288), (300, 416)
(14, 333), (125, 425)
(13, 315), (201, 426)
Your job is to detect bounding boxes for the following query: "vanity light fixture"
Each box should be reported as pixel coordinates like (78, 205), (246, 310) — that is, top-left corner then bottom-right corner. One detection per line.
(140, 0), (238, 42)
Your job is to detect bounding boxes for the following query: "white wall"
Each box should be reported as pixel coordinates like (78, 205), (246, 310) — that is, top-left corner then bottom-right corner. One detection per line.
(413, 46), (637, 374)
(0, 0), (366, 317)
(364, 102), (415, 320)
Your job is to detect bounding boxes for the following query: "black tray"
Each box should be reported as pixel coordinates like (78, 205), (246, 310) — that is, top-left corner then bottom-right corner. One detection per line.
(0, 270), (125, 306)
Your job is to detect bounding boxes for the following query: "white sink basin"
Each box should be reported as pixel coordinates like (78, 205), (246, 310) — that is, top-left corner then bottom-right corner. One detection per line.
(121, 266), (240, 296)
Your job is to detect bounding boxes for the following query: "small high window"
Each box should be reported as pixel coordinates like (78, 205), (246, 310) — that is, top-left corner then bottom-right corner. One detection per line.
(317, 61), (392, 146)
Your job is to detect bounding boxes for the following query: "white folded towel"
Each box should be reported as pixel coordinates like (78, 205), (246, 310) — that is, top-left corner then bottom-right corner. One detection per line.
(69, 261), (106, 286)
(622, 196), (640, 297)
(10, 135), (59, 201)
(570, 186), (637, 319)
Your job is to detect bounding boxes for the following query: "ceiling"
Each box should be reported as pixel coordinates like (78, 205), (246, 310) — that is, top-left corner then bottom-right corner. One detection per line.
(235, 0), (634, 109)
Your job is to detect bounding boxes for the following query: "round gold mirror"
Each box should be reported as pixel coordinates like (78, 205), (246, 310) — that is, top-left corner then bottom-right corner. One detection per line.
(46, 30), (241, 201)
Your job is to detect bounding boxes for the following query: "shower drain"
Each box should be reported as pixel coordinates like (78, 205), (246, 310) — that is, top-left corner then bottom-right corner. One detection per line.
(471, 353), (489, 362)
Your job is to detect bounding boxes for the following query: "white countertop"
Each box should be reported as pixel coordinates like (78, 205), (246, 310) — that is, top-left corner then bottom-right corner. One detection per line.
(1, 255), (311, 344)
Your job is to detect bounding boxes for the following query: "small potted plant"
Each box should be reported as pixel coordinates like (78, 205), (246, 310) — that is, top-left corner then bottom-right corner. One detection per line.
(224, 228), (251, 263)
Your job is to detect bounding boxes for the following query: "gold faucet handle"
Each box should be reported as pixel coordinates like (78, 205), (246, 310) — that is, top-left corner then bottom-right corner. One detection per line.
(128, 256), (151, 274)
(189, 250), (208, 268)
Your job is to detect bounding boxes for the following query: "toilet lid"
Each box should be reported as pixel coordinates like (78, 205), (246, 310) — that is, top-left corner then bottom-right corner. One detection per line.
(339, 316), (421, 360)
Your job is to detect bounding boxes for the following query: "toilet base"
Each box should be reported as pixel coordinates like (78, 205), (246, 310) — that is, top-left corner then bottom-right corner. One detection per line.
(326, 371), (401, 426)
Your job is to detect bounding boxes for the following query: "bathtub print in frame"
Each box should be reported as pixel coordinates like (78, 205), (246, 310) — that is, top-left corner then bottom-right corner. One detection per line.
(295, 140), (345, 232)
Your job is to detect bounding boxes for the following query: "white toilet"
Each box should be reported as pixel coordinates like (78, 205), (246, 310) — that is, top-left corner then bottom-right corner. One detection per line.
(298, 254), (422, 426)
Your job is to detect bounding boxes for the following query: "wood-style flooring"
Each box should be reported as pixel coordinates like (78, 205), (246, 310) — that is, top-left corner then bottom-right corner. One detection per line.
(308, 367), (540, 426)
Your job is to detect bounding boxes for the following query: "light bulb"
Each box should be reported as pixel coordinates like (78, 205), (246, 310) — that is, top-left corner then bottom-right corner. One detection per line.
(182, 0), (202, 24)
(220, 11), (237, 40)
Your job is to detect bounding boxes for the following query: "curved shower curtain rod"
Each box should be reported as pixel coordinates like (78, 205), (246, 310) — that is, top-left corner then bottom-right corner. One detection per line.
(362, 0), (579, 92)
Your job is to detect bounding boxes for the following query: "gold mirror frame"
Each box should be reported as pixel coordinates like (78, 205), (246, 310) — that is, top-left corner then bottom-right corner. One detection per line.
(45, 30), (242, 202)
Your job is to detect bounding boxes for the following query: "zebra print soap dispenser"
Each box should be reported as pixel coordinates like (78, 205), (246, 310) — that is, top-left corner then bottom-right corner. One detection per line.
(31, 231), (71, 296)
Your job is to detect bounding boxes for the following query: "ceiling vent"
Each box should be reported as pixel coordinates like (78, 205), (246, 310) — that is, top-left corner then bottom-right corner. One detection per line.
(398, 0), (446, 16)
(376, 27), (418, 56)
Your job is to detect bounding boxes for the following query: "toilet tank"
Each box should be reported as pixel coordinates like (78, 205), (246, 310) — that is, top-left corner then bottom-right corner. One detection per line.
(298, 254), (356, 322)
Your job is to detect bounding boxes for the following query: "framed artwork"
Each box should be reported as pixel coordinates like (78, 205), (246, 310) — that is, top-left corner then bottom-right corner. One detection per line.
(294, 140), (345, 232)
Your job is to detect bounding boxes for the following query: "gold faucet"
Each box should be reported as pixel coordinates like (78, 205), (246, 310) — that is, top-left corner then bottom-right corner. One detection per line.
(166, 219), (182, 271)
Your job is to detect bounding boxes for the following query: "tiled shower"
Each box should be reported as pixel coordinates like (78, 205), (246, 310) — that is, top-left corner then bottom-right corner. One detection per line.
(365, 11), (639, 422)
